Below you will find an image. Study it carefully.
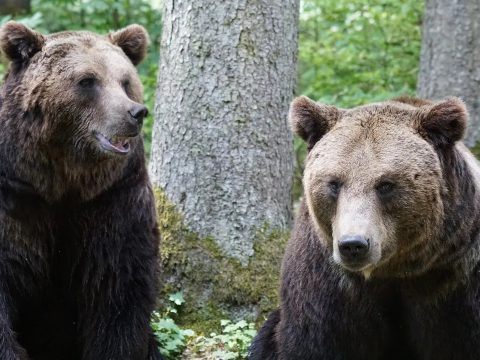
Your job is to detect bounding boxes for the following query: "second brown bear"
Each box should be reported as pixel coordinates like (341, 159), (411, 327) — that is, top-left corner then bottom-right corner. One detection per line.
(250, 96), (480, 360)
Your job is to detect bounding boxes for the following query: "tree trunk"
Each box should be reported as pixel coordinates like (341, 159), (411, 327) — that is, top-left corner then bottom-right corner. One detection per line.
(417, 0), (480, 146)
(0, 0), (30, 14)
(150, 0), (298, 262)
(149, 0), (299, 328)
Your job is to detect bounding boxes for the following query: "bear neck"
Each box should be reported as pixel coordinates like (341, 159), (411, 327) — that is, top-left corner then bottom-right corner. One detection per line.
(427, 144), (480, 288)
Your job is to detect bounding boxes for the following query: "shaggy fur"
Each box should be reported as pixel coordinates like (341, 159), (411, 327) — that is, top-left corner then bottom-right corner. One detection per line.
(0, 22), (162, 360)
(249, 96), (480, 360)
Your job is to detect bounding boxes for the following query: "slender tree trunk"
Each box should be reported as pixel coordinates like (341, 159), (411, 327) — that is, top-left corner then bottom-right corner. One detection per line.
(417, 0), (480, 146)
(150, 0), (298, 263)
(0, 0), (30, 14)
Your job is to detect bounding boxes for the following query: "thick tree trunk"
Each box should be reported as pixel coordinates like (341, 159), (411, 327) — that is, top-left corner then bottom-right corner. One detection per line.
(417, 0), (480, 146)
(0, 0), (30, 14)
(150, 0), (298, 263)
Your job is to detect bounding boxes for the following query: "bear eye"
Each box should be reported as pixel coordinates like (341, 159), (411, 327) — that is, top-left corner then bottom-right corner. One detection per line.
(121, 79), (130, 90)
(376, 181), (396, 197)
(78, 77), (97, 88)
(327, 180), (342, 198)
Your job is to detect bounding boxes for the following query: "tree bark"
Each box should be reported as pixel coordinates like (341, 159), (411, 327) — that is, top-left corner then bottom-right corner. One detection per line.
(150, 0), (298, 263)
(417, 0), (480, 146)
(0, 0), (30, 14)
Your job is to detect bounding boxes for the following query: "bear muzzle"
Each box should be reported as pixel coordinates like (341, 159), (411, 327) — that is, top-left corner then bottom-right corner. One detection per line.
(338, 235), (370, 268)
(94, 104), (148, 155)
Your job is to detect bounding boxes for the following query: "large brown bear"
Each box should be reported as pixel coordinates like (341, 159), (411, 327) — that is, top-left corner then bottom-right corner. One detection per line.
(250, 96), (480, 359)
(0, 22), (162, 360)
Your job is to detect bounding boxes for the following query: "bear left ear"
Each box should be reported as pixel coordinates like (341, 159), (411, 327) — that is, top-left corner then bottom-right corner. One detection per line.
(0, 21), (44, 62)
(108, 24), (149, 66)
(290, 96), (342, 151)
(416, 97), (467, 147)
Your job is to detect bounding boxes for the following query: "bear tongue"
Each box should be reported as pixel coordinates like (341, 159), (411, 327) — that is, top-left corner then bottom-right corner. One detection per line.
(96, 133), (130, 154)
(111, 138), (130, 151)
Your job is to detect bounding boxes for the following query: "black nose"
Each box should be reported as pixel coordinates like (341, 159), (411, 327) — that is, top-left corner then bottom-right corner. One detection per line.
(128, 104), (148, 125)
(338, 235), (370, 262)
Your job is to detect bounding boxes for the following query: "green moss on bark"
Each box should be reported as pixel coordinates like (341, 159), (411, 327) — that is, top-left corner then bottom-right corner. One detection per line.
(155, 188), (288, 334)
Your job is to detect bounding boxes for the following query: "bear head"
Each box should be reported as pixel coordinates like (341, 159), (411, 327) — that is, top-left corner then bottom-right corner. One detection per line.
(291, 96), (469, 279)
(0, 21), (149, 161)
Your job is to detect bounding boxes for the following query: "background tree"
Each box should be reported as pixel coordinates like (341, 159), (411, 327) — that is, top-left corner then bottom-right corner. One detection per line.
(417, 0), (480, 147)
(149, 0), (299, 328)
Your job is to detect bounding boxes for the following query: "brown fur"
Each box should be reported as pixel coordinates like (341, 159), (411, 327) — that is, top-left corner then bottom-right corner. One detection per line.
(290, 96), (343, 151)
(0, 21), (148, 202)
(108, 24), (149, 66)
(0, 21), (44, 61)
(295, 96), (475, 281)
(250, 96), (480, 360)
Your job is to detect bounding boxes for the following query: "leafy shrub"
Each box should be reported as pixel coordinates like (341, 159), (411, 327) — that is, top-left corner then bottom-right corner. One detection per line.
(151, 292), (195, 359)
(151, 293), (257, 360)
(188, 320), (257, 360)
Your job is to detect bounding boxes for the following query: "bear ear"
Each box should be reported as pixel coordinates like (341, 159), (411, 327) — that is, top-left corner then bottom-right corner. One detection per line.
(416, 97), (467, 147)
(0, 21), (44, 62)
(108, 24), (149, 66)
(289, 96), (342, 151)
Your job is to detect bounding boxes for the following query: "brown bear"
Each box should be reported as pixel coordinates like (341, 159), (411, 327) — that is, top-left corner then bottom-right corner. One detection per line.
(249, 96), (480, 360)
(0, 22), (162, 360)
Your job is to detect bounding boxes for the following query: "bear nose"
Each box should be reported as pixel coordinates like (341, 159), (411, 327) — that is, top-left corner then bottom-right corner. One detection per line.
(128, 104), (148, 125)
(338, 235), (370, 263)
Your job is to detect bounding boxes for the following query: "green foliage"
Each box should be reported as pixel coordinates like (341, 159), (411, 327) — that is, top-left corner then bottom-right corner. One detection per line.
(0, 12), (43, 28)
(152, 292), (256, 360)
(188, 320), (257, 360)
(299, 0), (423, 105)
(151, 292), (195, 359)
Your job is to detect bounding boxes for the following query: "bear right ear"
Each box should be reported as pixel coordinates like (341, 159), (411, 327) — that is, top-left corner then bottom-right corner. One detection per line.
(415, 97), (468, 147)
(109, 24), (149, 66)
(0, 21), (44, 62)
(289, 96), (341, 151)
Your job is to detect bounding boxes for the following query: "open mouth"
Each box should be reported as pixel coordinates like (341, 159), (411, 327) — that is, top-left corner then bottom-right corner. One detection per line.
(95, 132), (132, 155)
